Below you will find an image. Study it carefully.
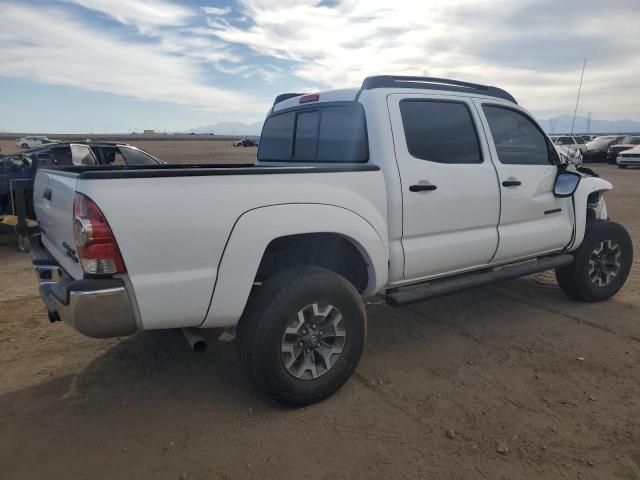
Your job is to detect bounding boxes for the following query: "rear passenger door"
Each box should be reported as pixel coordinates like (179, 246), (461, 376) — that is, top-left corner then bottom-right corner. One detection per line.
(388, 94), (501, 280)
(475, 101), (573, 263)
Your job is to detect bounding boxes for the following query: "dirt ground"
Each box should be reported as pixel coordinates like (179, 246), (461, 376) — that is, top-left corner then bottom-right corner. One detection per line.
(0, 139), (258, 164)
(1, 159), (639, 479)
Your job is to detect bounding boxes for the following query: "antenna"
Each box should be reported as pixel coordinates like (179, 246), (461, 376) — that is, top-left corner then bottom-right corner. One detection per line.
(570, 58), (587, 135)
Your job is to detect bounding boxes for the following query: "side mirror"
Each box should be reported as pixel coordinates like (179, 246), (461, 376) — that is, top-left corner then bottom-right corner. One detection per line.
(554, 171), (581, 197)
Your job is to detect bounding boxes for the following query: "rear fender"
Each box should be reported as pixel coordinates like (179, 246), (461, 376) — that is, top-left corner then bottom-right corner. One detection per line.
(201, 204), (388, 328)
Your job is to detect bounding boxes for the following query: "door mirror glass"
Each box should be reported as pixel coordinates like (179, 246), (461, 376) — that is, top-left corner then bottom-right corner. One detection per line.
(554, 171), (581, 197)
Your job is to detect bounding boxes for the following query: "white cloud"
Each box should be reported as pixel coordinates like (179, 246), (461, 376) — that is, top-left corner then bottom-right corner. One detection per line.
(202, 6), (232, 15)
(206, 0), (640, 120)
(66, 0), (278, 82)
(68, 0), (194, 33)
(0, 3), (269, 121)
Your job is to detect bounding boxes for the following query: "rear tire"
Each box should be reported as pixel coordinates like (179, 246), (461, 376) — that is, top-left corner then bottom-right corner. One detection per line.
(556, 220), (632, 302)
(21, 143), (28, 149)
(238, 266), (366, 406)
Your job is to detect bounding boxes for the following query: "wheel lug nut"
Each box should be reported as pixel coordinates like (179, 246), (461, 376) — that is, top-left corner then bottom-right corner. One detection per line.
(299, 342), (303, 347)
(312, 324), (317, 329)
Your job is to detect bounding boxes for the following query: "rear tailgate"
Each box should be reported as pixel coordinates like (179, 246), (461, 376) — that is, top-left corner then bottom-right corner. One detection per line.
(33, 169), (84, 279)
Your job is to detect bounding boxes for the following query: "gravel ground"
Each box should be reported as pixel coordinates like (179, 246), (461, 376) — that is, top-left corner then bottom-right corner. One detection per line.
(0, 162), (638, 480)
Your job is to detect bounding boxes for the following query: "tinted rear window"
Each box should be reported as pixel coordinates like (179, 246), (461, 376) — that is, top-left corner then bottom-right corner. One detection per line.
(258, 103), (368, 162)
(293, 110), (320, 160)
(259, 112), (295, 160)
(399, 100), (482, 163)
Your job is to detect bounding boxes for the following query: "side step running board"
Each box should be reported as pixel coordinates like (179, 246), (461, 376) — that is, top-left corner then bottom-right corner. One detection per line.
(385, 254), (574, 307)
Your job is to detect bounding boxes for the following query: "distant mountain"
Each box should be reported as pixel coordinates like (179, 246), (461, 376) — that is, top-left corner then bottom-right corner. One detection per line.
(187, 121), (263, 136)
(539, 115), (640, 134)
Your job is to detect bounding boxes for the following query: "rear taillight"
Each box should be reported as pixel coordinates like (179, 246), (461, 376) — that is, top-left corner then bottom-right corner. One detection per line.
(73, 192), (126, 275)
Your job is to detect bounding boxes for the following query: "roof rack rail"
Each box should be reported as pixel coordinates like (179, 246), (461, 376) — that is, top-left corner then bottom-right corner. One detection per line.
(360, 75), (517, 104)
(273, 93), (306, 105)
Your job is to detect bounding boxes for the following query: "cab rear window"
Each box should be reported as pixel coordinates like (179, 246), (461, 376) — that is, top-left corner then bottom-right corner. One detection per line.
(258, 103), (368, 163)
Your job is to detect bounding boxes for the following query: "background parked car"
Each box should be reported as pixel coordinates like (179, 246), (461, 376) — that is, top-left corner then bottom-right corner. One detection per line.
(617, 145), (640, 168)
(606, 135), (640, 164)
(232, 138), (259, 147)
(549, 135), (586, 155)
(15, 136), (60, 149)
(583, 135), (625, 162)
(0, 142), (162, 216)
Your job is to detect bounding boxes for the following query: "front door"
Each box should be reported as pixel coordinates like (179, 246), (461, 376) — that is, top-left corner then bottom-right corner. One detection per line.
(475, 100), (574, 263)
(388, 94), (501, 280)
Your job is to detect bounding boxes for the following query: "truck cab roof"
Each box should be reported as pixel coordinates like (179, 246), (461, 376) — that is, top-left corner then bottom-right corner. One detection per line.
(271, 75), (517, 114)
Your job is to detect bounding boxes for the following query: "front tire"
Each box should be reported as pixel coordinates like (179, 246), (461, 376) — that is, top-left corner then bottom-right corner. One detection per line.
(21, 143), (28, 149)
(238, 266), (366, 406)
(556, 220), (633, 302)
(618, 164), (628, 169)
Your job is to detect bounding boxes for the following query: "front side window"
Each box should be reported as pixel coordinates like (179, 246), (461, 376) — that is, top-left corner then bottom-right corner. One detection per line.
(399, 100), (482, 164)
(258, 103), (368, 163)
(482, 105), (551, 165)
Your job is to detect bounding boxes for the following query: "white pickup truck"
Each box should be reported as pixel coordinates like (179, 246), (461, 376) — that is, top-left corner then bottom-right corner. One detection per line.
(31, 76), (633, 406)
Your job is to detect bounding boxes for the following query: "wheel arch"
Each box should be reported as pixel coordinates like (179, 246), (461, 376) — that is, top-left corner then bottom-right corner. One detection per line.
(201, 203), (388, 328)
(570, 176), (612, 251)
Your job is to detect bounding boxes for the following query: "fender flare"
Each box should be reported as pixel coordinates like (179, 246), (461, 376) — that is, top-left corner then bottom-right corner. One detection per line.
(201, 203), (389, 328)
(570, 176), (612, 251)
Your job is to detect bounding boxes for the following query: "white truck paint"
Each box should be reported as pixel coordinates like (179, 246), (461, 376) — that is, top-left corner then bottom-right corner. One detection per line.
(31, 76), (629, 405)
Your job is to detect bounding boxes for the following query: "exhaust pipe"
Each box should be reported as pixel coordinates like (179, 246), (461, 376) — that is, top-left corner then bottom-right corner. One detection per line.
(182, 328), (207, 353)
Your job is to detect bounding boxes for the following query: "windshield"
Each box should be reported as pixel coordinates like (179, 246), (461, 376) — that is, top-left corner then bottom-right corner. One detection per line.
(588, 137), (616, 147)
(620, 136), (640, 145)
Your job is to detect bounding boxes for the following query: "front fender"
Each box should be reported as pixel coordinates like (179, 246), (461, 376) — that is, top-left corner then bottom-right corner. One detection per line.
(201, 204), (389, 328)
(570, 176), (613, 251)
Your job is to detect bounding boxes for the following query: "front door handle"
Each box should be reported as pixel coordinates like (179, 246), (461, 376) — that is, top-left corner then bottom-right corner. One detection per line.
(409, 184), (437, 192)
(502, 179), (522, 187)
(43, 188), (52, 201)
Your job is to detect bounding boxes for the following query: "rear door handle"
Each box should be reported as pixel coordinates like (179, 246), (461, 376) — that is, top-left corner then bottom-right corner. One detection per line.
(409, 184), (438, 192)
(502, 179), (522, 187)
(43, 188), (52, 201)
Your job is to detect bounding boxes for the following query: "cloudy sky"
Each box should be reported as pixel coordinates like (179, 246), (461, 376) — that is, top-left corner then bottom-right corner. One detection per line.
(0, 0), (638, 133)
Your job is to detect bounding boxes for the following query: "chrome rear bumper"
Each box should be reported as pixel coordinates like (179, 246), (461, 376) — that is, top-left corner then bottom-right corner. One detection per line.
(32, 235), (137, 338)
